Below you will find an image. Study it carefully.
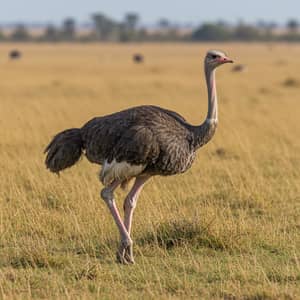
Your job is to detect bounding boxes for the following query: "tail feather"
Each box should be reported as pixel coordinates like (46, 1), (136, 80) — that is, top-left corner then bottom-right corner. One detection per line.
(44, 128), (83, 174)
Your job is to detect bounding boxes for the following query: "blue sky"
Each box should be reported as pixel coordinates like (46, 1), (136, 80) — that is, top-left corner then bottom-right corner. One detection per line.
(1, 0), (299, 25)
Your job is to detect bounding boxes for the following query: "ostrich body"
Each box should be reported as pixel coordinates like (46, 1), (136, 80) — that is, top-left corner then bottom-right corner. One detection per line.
(45, 50), (233, 264)
(133, 53), (144, 63)
(9, 49), (22, 60)
(232, 64), (246, 72)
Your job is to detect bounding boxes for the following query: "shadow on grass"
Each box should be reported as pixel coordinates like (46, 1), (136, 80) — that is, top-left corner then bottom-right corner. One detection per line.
(9, 253), (68, 269)
(7, 218), (239, 270)
(5, 238), (117, 269)
(138, 219), (228, 251)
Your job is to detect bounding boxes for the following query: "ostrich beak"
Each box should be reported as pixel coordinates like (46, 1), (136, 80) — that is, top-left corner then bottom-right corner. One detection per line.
(223, 57), (234, 63)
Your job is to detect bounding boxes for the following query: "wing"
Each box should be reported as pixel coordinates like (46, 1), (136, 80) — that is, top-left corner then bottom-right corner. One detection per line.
(81, 106), (160, 165)
(110, 125), (160, 165)
(81, 114), (128, 164)
(80, 105), (192, 170)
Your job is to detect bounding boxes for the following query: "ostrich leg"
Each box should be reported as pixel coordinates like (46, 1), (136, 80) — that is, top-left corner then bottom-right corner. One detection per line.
(100, 180), (132, 264)
(123, 175), (150, 263)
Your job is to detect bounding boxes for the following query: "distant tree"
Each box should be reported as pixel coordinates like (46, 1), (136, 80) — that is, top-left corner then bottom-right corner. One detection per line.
(256, 20), (277, 40)
(43, 24), (60, 42)
(234, 23), (261, 40)
(191, 23), (231, 41)
(119, 13), (140, 42)
(10, 24), (30, 41)
(124, 13), (139, 30)
(0, 27), (5, 41)
(61, 18), (76, 40)
(284, 19), (300, 41)
(157, 18), (170, 29)
(216, 20), (230, 27)
(256, 20), (267, 29)
(138, 27), (148, 40)
(91, 13), (119, 41)
(119, 26), (132, 42)
(286, 19), (299, 33)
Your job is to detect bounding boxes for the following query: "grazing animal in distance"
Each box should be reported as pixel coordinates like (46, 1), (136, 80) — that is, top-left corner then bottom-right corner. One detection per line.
(231, 64), (246, 72)
(133, 53), (144, 63)
(44, 50), (233, 264)
(9, 49), (22, 60)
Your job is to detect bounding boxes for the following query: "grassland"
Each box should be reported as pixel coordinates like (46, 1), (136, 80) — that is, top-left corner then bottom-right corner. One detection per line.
(0, 43), (299, 299)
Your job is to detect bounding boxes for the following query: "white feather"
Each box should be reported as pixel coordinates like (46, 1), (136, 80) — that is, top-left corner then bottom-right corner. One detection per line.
(100, 159), (146, 186)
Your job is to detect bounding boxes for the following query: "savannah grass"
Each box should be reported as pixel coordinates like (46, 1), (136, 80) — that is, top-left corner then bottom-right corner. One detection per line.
(0, 43), (299, 299)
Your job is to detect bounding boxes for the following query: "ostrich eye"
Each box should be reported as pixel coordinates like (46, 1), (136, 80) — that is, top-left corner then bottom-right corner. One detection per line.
(211, 55), (217, 59)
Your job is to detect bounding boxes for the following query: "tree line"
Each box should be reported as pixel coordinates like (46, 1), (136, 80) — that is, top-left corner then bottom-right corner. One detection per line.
(1, 13), (300, 42)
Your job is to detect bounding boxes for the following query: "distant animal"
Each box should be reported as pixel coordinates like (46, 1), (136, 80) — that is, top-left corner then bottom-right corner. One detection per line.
(45, 50), (233, 264)
(133, 53), (144, 63)
(9, 50), (22, 60)
(231, 64), (246, 72)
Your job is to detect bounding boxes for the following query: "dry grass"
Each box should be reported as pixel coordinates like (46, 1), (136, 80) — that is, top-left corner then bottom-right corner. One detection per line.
(0, 43), (299, 299)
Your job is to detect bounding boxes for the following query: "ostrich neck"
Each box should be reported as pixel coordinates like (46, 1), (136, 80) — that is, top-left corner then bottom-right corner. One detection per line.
(192, 65), (218, 150)
(205, 66), (218, 122)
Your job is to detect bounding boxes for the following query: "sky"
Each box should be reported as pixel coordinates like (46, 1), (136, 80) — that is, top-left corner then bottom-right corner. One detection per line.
(1, 0), (299, 25)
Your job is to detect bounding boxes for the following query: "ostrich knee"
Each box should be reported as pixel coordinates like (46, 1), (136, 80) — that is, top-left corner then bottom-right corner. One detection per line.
(101, 187), (114, 207)
(123, 196), (137, 212)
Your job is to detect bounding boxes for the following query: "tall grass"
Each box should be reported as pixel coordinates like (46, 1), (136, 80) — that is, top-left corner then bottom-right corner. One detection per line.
(0, 43), (299, 299)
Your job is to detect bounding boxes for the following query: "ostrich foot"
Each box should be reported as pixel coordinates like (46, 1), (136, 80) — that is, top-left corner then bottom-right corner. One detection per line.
(124, 245), (135, 264)
(116, 240), (134, 264)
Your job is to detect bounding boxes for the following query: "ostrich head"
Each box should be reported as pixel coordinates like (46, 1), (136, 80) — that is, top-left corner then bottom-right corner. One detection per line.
(205, 50), (233, 69)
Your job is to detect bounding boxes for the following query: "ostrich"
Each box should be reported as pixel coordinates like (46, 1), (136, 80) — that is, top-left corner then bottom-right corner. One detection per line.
(231, 64), (246, 73)
(45, 50), (233, 264)
(133, 53), (144, 63)
(9, 49), (22, 60)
